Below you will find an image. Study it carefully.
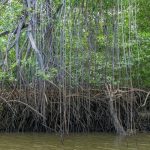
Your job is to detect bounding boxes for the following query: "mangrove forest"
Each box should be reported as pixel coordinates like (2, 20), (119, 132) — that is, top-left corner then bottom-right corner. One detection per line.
(0, 0), (150, 137)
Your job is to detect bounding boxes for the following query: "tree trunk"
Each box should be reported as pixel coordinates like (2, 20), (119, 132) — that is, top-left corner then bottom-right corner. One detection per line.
(109, 98), (126, 136)
(106, 84), (126, 136)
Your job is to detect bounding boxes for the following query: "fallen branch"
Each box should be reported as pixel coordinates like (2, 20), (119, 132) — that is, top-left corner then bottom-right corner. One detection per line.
(6, 99), (46, 119)
(0, 96), (14, 113)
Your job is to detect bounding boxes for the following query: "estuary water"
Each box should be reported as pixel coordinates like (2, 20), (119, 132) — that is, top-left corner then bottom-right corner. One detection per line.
(0, 133), (149, 150)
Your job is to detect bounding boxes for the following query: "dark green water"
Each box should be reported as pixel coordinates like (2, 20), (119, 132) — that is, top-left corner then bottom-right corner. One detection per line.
(0, 133), (149, 150)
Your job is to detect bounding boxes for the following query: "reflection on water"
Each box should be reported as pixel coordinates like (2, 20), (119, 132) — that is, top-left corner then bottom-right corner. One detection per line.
(0, 133), (149, 150)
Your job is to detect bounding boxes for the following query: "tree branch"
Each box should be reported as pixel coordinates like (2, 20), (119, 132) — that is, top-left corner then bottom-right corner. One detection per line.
(0, 24), (28, 37)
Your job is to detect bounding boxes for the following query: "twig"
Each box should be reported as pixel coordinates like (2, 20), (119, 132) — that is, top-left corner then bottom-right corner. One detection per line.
(141, 91), (150, 107)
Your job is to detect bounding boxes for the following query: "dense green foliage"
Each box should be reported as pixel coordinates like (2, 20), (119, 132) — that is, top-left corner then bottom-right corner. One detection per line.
(0, 0), (149, 88)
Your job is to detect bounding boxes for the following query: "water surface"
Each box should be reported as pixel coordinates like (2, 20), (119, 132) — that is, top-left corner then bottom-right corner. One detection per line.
(0, 133), (149, 150)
